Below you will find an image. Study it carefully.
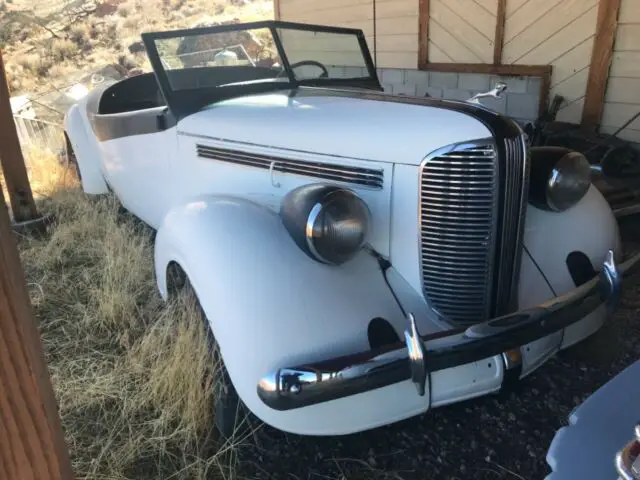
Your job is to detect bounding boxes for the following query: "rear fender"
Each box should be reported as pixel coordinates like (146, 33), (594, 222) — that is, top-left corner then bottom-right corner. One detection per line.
(63, 103), (109, 194)
(154, 196), (439, 434)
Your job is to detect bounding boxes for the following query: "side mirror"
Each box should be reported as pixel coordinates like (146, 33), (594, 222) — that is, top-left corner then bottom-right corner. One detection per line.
(468, 82), (508, 105)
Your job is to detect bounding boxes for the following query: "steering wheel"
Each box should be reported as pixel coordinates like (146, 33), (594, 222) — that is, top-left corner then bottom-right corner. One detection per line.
(277, 60), (329, 79)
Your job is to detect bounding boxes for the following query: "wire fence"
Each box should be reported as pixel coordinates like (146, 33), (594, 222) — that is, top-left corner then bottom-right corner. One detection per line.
(12, 114), (66, 166)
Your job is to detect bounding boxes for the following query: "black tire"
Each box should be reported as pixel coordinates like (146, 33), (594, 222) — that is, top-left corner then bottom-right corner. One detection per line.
(168, 265), (249, 440)
(64, 133), (82, 183)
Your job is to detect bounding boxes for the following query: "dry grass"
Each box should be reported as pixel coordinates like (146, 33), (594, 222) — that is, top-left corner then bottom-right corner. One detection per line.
(10, 155), (252, 479)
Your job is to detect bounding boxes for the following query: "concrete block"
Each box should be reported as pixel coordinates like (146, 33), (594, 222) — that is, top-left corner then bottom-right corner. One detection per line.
(344, 66), (366, 78)
(380, 68), (405, 84)
(527, 76), (542, 94)
(394, 83), (417, 96)
(405, 69), (430, 87)
(429, 72), (458, 89)
(419, 86), (443, 98)
(458, 73), (491, 92)
(443, 89), (473, 102)
(506, 93), (539, 121)
(329, 66), (346, 78)
(382, 82), (394, 93)
(491, 75), (528, 94)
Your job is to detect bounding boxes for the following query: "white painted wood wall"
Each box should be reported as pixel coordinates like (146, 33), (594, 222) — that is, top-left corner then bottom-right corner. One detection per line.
(427, 0), (499, 64)
(601, 0), (640, 143)
(278, 0), (419, 68)
(503, 0), (598, 124)
(277, 0), (640, 133)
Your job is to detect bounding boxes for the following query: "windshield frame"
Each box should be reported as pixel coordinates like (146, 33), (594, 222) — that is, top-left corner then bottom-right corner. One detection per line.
(141, 20), (381, 118)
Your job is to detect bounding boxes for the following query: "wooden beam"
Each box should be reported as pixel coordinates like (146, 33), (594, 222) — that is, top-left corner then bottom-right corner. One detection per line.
(273, 0), (280, 20)
(493, 0), (507, 65)
(0, 50), (38, 223)
(581, 0), (621, 130)
(0, 188), (73, 478)
(418, 0), (429, 67)
(420, 62), (552, 77)
(539, 72), (551, 119)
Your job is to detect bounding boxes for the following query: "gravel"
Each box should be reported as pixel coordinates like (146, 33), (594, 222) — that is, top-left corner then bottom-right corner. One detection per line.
(237, 222), (640, 480)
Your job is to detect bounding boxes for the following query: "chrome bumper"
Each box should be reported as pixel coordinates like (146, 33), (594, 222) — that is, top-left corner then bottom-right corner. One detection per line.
(257, 250), (640, 411)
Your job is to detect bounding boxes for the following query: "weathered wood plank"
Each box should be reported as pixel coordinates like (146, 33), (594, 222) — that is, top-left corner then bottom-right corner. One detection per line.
(610, 51), (640, 77)
(549, 37), (594, 86)
(517, 6), (597, 65)
(614, 24), (640, 52)
(605, 77), (640, 104)
(582, 0), (622, 129)
(504, 0), (597, 63)
(418, 0), (429, 67)
(0, 189), (73, 478)
(619, 0), (640, 24)
(430, 0), (493, 63)
(493, 0), (506, 64)
(0, 50), (38, 222)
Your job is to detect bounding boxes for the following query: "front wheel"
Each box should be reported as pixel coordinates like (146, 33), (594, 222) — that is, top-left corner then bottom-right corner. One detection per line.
(168, 265), (250, 440)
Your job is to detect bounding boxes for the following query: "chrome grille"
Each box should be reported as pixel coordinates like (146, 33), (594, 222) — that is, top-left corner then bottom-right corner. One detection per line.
(197, 144), (384, 189)
(494, 136), (530, 314)
(419, 142), (499, 325)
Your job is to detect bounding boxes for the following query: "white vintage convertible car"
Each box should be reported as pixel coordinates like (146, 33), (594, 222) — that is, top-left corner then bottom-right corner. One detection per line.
(64, 20), (640, 436)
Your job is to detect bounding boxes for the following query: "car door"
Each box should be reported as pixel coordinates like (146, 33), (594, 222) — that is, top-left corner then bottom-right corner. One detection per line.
(93, 107), (176, 228)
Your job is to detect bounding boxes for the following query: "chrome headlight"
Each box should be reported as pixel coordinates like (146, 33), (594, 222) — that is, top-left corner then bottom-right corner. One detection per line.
(281, 184), (370, 265)
(529, 147), (592, 212)
(546, 152), (591, 211)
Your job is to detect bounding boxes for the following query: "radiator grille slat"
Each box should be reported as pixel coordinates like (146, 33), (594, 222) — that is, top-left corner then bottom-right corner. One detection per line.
(420, 142), (498, 324)
(419, 136), (529, 326)
(196, 145), (384, 189)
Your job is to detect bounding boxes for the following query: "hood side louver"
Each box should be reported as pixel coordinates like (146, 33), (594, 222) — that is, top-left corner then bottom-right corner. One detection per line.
(196, 144), (384, 189)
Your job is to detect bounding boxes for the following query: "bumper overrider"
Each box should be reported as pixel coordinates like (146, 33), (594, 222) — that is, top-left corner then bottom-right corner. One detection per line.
(257, 250), (640, 411)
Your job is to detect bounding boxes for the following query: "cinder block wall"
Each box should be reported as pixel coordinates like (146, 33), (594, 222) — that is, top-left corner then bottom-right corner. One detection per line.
(326, 67), (542, 125)
(377, 68), (542, 124)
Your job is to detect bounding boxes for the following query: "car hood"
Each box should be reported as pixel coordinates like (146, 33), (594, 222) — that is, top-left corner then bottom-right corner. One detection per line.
(177, 88), (494, 165)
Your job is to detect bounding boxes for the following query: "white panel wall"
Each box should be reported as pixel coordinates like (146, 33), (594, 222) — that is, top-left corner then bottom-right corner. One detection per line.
(427, 0), (499, 64)
(601, 0), (640, 143)
(278, 0), (419, 69)
(503, 0), (598, 124)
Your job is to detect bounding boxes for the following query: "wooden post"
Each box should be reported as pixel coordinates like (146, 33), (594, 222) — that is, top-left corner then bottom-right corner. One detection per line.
(493, 0), (507, 65)
(417, 0), (430, 68)
(273, 0), (280, 20)
(581, 0), (621, 130)
(0, 49), (38, 223)
(0, 187), (73, 478)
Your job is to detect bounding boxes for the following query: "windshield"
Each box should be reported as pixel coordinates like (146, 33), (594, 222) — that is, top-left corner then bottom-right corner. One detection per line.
(145, 21), (376, 98)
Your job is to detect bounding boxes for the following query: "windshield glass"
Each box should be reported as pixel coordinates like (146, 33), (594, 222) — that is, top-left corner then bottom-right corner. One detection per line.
(154, 27), (286, 90)
(149, 23), (373, 93)
(277, 28), (369, 81)
(142, 22), (376, 116)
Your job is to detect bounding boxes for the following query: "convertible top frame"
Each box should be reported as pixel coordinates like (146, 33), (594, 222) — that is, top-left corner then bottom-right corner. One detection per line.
(141, 20), (382, 119)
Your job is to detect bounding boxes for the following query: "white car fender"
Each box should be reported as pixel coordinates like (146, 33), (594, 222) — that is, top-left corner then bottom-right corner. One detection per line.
(153, 195), (442, 434)
(523, 185), (620, 350)
(63, 103), (109, 194)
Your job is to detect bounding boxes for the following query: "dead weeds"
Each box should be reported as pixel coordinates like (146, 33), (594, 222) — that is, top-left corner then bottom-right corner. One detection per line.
(18, 184), (242, 479)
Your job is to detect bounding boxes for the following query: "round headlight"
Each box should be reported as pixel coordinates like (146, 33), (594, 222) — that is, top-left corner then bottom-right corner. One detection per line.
(546, 152), (591, 212)
(281, 185), (370, 265)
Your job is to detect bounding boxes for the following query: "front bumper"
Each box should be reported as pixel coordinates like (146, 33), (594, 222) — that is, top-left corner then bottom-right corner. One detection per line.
(258, 250), (640, 411)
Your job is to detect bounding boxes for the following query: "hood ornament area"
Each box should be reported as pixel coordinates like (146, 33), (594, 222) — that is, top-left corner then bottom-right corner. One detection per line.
(468, 82), (508, 105)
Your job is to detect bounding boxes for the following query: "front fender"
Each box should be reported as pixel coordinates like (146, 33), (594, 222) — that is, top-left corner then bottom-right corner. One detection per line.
(154, 196), (435, 434)
(63, 103), (108, 194)
(523, 185), (620, 349)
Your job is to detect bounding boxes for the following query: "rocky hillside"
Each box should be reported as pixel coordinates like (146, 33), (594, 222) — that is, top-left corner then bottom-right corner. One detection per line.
(1, 0), (273, 100)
